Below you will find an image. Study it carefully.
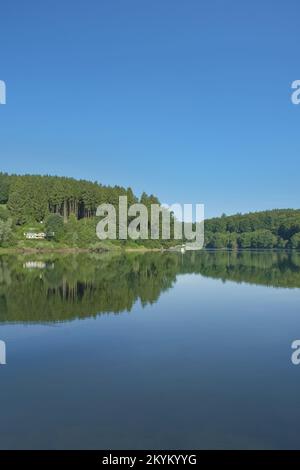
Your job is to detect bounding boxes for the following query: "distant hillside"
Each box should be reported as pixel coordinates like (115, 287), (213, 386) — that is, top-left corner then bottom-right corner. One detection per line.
(0, 172), (300, 250)
(204, 209), (300, 249)
(0, 172), (163, 249)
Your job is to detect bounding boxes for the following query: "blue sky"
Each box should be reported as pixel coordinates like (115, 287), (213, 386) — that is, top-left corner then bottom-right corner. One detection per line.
(0, 0), (299, 218)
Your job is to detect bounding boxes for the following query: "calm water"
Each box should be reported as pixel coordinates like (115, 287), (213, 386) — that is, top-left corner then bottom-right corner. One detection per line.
(0, 250), (300, 449)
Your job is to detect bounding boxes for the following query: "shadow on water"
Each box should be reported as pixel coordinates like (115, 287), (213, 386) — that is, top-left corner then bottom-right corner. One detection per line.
(0, 250), (300, 323)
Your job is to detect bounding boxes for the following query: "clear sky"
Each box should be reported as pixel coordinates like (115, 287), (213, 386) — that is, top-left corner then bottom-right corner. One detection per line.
(0, 0), (299, 218)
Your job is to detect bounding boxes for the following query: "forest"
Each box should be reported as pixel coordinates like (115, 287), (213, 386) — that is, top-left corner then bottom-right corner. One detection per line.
(0, 172), (300, 250)
(204, 209), (300, 249)
(0, 172), (163, 249)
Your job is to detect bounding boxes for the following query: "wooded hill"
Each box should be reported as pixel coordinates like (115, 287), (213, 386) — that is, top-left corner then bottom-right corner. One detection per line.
(0, 172), (157, 223)
(0, 172), (300, 249)
(0, 172), (163, 248)
(204, 209), (300, 249)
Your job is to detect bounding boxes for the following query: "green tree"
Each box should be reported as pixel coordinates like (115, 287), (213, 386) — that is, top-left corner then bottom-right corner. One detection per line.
(45, 214), (64, 241)
(0, 218), (13, 246)
(7, 178), (28, 224)
(291, 233), (300, 249)
(0, 173), (10, 204)
(0, 205), (9, 221)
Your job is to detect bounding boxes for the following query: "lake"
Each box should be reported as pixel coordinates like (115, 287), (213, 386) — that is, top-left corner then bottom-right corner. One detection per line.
(0, 250), (300, 449)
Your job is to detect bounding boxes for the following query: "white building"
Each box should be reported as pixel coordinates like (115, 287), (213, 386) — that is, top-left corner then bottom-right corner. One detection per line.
(24, 232), (47, 240)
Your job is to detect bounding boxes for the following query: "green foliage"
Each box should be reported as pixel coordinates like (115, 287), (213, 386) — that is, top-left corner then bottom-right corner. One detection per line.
(45, 214), (64, 241)
(7, 175), (49, 224)
(0, 218), (13, 246)
(1, 251), (300, 323)
(5, 174), (148, 228)
(3, 173), (174, 248)
(0, 173), (10, 204)
(0, 202), (13, 247)
(0, 205), (9, 221)
(2, 173), (300, 250)
(204, 210), (300, 250)
(291, 233), (300, 250)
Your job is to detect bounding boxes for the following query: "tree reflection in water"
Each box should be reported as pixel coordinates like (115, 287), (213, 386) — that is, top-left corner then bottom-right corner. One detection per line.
(0, 250), (300, 323)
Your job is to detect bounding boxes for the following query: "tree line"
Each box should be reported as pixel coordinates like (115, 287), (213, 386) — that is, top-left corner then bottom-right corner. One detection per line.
(0, 172), (141, 223)
(204, 209), (300, 249)
(0, 172), (163, 247)
(0, 172), (300, 249)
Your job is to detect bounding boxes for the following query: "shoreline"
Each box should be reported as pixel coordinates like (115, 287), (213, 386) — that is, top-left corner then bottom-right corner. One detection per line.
(0, 246), (163, 255)
(0, 246), (298, 255)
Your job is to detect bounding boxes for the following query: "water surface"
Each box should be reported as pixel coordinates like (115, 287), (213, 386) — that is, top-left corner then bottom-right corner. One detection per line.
(0, 251), (300, 449)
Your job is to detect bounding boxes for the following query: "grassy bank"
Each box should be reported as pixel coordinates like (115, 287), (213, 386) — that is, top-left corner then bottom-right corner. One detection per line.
(0, 241), (164, 255)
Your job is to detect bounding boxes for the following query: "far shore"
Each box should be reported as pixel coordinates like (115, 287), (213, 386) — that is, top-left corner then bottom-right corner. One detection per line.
(0, 246), (298, 256)
(0, 246), (164, 255)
